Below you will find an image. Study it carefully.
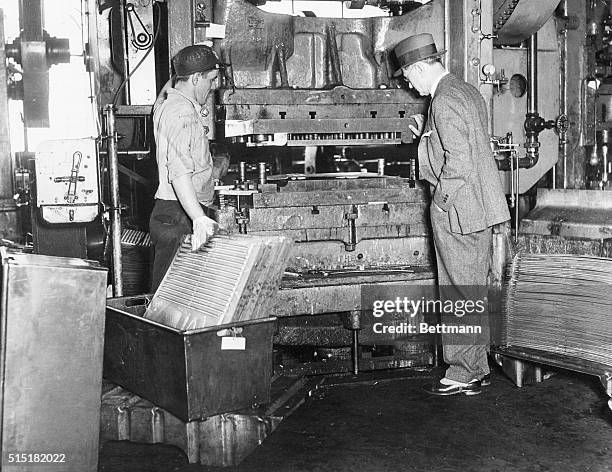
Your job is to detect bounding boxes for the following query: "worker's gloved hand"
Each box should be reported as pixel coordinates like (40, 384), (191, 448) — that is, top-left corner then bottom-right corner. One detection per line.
(409, 113), (425, 138)
(192, 215), (218, 251)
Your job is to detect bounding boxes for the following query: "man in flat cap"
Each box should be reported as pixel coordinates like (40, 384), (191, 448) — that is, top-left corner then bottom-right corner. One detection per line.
(149, 44), (228, 291)
(393, 33), (510, 396)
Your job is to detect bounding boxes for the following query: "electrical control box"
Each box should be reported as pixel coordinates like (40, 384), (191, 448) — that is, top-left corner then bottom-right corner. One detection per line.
(35, 138), (100, 223)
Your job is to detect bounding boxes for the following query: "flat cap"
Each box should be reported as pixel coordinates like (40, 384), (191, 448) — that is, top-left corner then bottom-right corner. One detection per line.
(172, 45), (222, 77)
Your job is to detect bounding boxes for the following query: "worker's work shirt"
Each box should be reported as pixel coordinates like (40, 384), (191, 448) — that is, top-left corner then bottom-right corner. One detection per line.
(153, 88), (214, 206)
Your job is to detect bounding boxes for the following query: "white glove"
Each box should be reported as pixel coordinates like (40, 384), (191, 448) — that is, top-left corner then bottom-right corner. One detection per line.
(409, 113), (425, 138)
(192, 215), (217, 251)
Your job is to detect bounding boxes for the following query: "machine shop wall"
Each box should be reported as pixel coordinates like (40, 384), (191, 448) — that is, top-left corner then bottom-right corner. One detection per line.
(492, 16), (560, 194)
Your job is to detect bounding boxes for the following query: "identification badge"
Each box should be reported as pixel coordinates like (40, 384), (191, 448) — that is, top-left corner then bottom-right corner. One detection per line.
(221, 336), (246, 350)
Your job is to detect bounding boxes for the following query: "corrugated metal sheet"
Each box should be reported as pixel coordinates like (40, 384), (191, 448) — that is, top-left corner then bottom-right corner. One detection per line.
(504, 253), (612, 367)
(144, 234), (292, 330)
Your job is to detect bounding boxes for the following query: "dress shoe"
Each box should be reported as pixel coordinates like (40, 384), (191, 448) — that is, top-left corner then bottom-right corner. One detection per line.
(481, 374), (491, 387)
(423, 378), (482, 396)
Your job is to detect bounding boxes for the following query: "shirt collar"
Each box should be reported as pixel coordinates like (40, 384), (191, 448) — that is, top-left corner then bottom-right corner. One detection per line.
(166, 88), (205, 115)
(430, 70), (450, 97)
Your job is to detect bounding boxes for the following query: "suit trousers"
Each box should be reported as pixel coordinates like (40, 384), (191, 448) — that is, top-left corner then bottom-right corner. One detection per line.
(430, 206), (492, 383)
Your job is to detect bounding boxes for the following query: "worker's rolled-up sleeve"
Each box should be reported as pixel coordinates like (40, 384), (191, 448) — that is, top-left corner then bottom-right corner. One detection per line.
(163, 114), (197, 183)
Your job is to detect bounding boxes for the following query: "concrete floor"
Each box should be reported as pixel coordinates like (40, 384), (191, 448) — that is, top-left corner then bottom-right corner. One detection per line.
(99, 367), (612, 472)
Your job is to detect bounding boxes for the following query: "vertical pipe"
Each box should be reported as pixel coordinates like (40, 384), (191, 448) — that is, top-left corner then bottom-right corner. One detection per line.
(19, 0), (44, 41)
(239, 161), (246, 183)
(525, 33), (539, 164)
(559, 0), (568, 189)
(105, 105), (123, 297)
(258, 162), (267, 186)
(515, 156), (520, 243)
(352, 330), (359, 375)
(603, 131), (609, 186)
(527, 34), (538, 115)
(119, 1), (131, 104)
(0, 10), (15, 200)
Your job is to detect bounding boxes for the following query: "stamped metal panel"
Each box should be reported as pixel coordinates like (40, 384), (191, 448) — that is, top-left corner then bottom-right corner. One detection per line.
(0, 251), (107, 472)
(520, 188), (612, 239)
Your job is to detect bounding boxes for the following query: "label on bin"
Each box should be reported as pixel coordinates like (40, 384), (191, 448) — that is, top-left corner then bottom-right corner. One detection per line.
(221, 336), (246, 350)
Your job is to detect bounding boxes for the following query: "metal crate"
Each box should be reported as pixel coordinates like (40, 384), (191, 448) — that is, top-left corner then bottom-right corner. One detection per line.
(0, 250), (107, 472)
(104, 295), (276, 422)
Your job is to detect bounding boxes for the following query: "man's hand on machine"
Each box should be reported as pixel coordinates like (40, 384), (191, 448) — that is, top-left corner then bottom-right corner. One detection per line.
(409, 113), (425, 138)
(192, 215), (218, 251)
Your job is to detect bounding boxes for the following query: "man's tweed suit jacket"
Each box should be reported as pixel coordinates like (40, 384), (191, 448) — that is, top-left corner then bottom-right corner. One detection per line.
(418, 73), (510, 235)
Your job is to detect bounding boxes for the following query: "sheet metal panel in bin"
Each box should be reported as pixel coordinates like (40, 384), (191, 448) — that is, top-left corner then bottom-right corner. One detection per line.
(105, 295), (276, 422)
(0, 250), (108, 472)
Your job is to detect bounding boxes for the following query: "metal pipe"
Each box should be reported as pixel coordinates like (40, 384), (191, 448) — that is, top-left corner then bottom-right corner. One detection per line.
(352, 329), (359, 375)
(19, 0), (44, 41)
(527, 34), (538, 115)
(524, 33), (544, 166)
(105, 105), (123, 297)
(117, 2), (131, 104)
(0, 10), (15, 202)
(559, 0), (568, 189)
(515, 152), (520, 243)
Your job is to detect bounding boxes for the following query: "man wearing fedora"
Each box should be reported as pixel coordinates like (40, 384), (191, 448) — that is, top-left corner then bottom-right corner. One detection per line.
(393, 33), (510, 396)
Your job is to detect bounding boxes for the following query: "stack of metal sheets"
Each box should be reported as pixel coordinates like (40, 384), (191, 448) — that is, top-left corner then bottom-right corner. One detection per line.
(504, 253), (612, 366)
(121, 228), (152, 296)
(144, 234), (292, 330)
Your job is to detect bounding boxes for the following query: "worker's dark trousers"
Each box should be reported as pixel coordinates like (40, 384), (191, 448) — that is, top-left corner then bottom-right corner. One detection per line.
(149, 199), (192, 293)
(430, 207), (492, 384)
